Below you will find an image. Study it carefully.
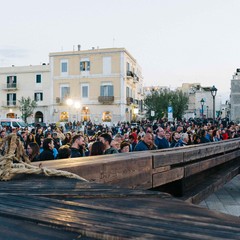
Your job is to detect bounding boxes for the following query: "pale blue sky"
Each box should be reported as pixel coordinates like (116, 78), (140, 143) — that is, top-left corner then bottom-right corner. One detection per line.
(1, 0), (240, 101)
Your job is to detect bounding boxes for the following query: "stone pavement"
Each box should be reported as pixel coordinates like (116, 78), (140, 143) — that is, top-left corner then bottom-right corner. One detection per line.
(199, 174), (240, 217)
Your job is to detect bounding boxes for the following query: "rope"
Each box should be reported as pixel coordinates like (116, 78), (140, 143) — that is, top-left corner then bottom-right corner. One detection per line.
(0, 133), (88, 182)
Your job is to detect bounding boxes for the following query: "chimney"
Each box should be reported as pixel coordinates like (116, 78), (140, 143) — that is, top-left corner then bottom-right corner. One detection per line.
(78, 44), (81, 51)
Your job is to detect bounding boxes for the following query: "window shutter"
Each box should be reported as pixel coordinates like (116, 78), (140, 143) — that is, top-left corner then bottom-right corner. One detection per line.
(7, 76), (9, 83)
(80, 62), (83, 71)
(41, 93), (43, 101)
(100, 86), (104, 96)
(14, 76), (17, 83)
(7, 94), (9, 101)
(87, 61), (90, 71)
(109, 86), (113, 96)
(34, 93), (37, 101)
(13, 94), (16, 101)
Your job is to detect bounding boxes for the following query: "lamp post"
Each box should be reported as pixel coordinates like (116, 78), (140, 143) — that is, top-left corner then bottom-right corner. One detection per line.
(200, 98), (205, 120)
(210, 85), (217, 125)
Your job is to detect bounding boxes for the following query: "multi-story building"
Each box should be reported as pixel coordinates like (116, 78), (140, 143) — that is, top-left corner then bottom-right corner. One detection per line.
(49, 47), (144, 124)
(230, 68), (240, 122)
(178, 83), (220, 119)
(0, 64), (51, 122)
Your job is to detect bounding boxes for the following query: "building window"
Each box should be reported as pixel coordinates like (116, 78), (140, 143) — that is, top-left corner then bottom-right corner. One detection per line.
(103, 57), (111, 75)
(126, 62), (130, 71)
(36, 74), (41, 83)
(100, 85), (113, 96)
(60, 85), (70, 101)
(80, 61), (90, 71)
(81, 85), (89, 98)
(61, 60), (68, 74)
(7, 76), (17, 88)
(34, 92), (43, 102)
(126, 87), (130, 97)
(7, 93), (16, 106)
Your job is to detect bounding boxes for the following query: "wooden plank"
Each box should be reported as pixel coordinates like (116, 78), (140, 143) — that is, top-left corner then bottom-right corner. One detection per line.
(0, 194), (239, 239)
(152, 167), (184, 187)
(184, 152), (240, 178)
(152, 151), (183, 168)
(57, 154), (152, 189)
(183, 147), (208, 162)
(0, 215), (83, 240)
(0, 177), (170, 199)
(224, 140), (240, 152)
(182, 164), (240, 204)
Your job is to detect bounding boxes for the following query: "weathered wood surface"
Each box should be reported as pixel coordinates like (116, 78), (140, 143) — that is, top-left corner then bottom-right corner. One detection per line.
(0, 176), (240, 240)
(31, 139), (240, 203)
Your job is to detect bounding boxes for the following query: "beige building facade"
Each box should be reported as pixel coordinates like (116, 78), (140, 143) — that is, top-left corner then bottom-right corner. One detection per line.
(0, 65), (51, 123)
(50, 47), (144, 124)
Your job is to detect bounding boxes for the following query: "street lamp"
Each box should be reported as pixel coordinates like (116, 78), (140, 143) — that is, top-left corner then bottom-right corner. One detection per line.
(200, 98), (205, 120)
(210, 85), (217, 125)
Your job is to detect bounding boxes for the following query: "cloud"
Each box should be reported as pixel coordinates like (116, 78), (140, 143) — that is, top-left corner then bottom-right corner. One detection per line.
(0, 47), (28, 59)
(0, 46), (29, 66)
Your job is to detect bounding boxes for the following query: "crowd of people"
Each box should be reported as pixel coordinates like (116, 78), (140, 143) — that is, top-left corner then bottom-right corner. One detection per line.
(0, 118), (239, 162)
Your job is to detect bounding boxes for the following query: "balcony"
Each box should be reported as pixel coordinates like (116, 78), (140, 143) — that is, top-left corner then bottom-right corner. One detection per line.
(2, 83), (18, 90)
(56, 97), (68, 105)
(98, 96), (114, 104)
(2, 101), (18, 108)
(126, 97), (133, 105)
(133, 73), (139, 83)
(126, 70), (134, 79)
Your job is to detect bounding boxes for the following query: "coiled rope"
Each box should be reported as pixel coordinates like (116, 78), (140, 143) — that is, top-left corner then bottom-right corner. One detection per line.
(0, 133), (88, 182)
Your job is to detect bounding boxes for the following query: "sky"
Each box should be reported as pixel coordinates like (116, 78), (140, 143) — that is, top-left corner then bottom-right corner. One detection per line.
(1, 0), (240, 102)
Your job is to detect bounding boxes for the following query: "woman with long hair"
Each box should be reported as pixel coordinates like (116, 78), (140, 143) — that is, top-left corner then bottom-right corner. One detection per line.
(90, 141), (105, 156)
(27, 142), (40, 162)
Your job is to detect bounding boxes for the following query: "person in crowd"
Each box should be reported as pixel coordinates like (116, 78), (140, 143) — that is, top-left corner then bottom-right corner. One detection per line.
(170, 132), (180, 147)
(131, 128), (138, 145)
(0, 130), (6, 144)
(111, 139), (121, 152)
(154, 127), (169, 150)
(138, 127), (146, 139)
(90, 141), (105, 156)
(26, 132), (36, 147)
(70, 134), (85, 158)
(52, 132), (62, 150)
(176, 133), (189, 147)
(212, 129), (221, 142)
(27, 142), (40, 162)
(99, 133), (119, 154)
(62, 132), (72, 145)
(35, 128), (44, 146)
(221, 129), (229, 140)
(128, 134), (137, 152)
(200, 129), (211, 143)
(57, 145), (71, 159)
(134, 132), (156, 151)
(120, 141), (130, 153)
(165, 131), (172, 146)
(38, 138), (55, 161)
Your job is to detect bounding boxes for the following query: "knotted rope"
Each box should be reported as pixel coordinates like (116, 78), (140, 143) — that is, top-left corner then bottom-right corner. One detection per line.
(0, 133), (88, 182)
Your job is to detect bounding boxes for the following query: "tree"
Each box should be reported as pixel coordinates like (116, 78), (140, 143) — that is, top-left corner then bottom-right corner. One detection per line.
(144, 88), (189, 120)
(18, 97), (37, 123)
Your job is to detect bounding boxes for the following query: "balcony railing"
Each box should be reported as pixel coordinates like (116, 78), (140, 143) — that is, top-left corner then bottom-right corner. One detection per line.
(1, 101), (18, 107)
(133, 73), (139, 83)
(2, 83), (18, 90)
(98, 96), (114, 104)
(126, 70), (134, 78)
(56, 97), (69, 104)
(126, 97), (133, 105)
